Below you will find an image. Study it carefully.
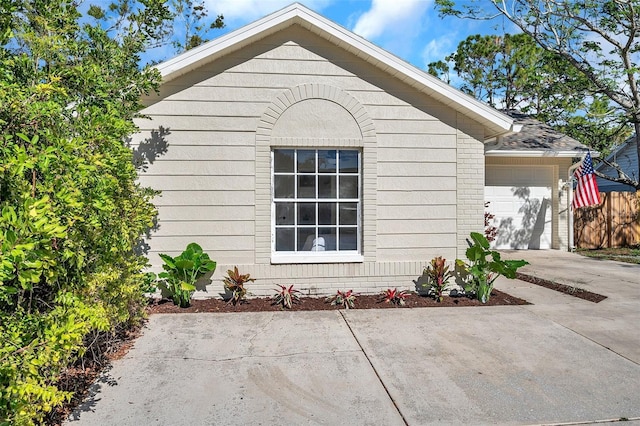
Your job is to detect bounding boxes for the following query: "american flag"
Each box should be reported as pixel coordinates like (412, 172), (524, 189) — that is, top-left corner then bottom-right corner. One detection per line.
(572, 152), (601, 209)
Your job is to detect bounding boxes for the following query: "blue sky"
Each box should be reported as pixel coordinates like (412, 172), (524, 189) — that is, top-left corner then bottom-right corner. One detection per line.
(152, 0), (516, 71)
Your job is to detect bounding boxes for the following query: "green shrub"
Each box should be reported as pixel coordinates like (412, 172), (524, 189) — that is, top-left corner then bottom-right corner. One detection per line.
(0, 2), (172, 423)
(456, 232), (528, 303)
(156, 243), (217, 308)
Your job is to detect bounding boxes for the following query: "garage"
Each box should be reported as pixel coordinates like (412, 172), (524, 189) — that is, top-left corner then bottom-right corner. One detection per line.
(485, 165), (553, 250)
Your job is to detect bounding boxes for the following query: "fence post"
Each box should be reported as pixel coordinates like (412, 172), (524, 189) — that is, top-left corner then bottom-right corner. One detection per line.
(606, 193), (612, 248)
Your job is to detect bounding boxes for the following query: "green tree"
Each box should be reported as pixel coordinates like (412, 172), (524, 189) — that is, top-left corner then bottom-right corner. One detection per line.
(169, 0), (225, 52)
(435, 0), (640, 189)
(86, 0), (225, 55)
(428, 32), (631, 154)
(0, 1), (174, 423)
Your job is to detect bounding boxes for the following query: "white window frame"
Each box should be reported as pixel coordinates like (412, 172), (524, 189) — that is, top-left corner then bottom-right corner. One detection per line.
(271, 148), (363, 264)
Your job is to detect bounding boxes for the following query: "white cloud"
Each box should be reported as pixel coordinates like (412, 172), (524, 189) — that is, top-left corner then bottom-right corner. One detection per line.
(421, 36), (455, 68)
(206, 0), (334, 23)
(352, 0), (431, 40)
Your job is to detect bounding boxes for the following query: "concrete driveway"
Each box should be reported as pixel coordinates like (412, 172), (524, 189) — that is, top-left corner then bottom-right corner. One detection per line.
(67, 252), (640, 425)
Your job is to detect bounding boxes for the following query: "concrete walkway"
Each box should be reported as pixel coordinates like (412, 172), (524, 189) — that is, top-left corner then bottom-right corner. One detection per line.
(67, 252), (640, 425)
(499, 250), (640, 364)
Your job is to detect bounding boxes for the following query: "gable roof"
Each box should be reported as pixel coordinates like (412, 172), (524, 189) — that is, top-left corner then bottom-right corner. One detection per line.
(155, 2), (519, 141)
(485, 110), (591, 157)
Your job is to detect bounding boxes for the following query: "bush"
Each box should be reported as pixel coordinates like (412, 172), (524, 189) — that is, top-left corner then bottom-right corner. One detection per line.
(0, 2), (171, 423)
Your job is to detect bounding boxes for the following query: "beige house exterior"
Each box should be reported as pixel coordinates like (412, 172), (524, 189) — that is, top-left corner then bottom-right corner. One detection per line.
(134, 4), (522, 296)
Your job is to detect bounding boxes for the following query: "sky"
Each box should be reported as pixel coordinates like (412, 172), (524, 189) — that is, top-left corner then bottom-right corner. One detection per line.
(148, 0), (517, 72)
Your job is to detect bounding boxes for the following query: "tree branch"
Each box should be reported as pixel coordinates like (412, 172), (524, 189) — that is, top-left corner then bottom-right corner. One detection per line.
(594, 157), (640, 189)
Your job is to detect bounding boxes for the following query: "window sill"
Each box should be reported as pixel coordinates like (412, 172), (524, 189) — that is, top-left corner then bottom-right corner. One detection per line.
(271, 253), (364, 264)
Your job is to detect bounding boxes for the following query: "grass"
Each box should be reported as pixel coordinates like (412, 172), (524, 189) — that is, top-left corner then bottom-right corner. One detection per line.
(576, 246), (640, 264)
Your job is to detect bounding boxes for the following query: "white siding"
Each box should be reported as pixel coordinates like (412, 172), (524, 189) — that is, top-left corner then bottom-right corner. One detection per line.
(138, 25), (487, 295)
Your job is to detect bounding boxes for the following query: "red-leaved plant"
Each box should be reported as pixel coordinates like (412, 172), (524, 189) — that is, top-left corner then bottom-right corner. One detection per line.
(326, 289), (358, 309)
(380, 288), (409, 306)
(484, 202), (498, 242)
(272, 284), (300, 309)
(423, 256), (452, 302)
(223, 266), (255, 305)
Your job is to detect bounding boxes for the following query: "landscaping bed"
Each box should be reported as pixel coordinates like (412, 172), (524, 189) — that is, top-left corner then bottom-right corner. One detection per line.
(147, 289), (529, 313)
(516, 272), (607, 303)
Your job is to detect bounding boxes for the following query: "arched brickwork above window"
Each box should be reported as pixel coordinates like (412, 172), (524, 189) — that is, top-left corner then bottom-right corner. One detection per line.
(256, 83), (375, 142)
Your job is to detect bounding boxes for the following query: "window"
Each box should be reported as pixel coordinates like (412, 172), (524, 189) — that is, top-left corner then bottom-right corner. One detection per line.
(272, 149), (362, 262)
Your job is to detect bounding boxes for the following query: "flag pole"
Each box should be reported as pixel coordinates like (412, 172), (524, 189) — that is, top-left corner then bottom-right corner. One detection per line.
(567, 156), (585, 252)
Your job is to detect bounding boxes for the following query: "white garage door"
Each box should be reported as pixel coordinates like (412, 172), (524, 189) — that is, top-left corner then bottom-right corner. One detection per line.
(485, 165), (552, 250)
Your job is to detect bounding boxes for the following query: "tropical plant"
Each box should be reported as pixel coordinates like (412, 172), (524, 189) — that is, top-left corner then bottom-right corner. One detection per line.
(223, 267), (255, 305)
(456, 232), (528, 303)
(326, 289), (358, 309)
(272, 284), (300, 309)
(423, 257), (452, 302)
(157, 243), (216, 308)
(380, 288), (410, 306)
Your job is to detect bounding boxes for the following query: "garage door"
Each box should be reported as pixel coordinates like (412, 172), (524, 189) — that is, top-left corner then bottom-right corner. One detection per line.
(485, 165), (552, 250)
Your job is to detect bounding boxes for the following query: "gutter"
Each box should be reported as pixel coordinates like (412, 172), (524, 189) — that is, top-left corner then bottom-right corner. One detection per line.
(485, 150), (587, 158)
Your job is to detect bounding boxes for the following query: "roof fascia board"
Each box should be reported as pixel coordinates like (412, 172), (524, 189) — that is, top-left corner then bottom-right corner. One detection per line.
(155, 3), (515, 138)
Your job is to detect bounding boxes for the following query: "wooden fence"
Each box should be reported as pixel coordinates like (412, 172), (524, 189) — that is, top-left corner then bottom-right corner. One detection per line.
(574, 191), (640, 248)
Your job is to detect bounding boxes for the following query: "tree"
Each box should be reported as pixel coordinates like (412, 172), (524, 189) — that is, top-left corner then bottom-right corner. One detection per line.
(427, 32), (631, 154)
(436, 0), (640, 189)
(87, 0), (225, 55)
(169, 0), (225, 53)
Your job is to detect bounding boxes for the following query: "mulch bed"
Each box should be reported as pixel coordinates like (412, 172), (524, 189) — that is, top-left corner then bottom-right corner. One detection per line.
(147, 289), (529, 313)
(516, 272), (607, 303)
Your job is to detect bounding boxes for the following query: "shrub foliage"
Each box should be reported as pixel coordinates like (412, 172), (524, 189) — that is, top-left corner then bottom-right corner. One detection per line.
(0, 1), (172, 424)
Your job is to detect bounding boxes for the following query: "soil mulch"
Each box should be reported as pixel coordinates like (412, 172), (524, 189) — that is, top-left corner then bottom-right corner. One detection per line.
(516, 272), (607, 303)
(46, 326), (144, 426)
(147, 289), (529, 314)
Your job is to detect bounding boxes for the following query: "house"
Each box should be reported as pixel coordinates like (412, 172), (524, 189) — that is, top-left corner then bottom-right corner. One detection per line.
(484, 111), (591, 251)
(133, 4), (556, 296)
(596, 135), (639, 192)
